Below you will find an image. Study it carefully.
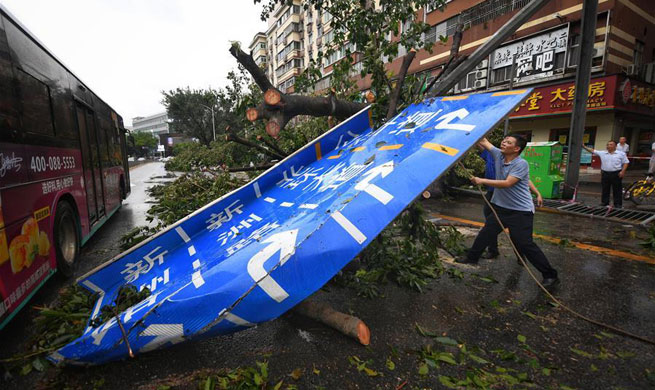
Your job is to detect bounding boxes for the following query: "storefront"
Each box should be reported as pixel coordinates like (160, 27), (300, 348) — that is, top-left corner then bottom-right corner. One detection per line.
(509, 74), (655, 167)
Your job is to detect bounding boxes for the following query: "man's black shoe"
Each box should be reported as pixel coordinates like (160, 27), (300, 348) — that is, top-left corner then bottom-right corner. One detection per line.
(541, 277), (560, 288)
(454, 256), (479, 265)
(481, 250), (499, 259)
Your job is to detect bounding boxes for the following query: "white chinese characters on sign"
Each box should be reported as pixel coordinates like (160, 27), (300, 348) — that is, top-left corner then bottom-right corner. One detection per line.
(121, 246), (168, 283)
(492, 27), (568, 70)
(225, 221), (281, 256)
(206, 200), (244, 231)
(217, 213), (263, 245)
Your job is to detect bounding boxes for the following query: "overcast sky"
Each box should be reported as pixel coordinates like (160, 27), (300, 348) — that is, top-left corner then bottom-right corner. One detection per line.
(2, 0), (267, 126)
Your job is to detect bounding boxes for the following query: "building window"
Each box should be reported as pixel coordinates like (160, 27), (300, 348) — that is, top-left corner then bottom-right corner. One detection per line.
(634, 40), (644, 67)
(425, 16), (459, 43)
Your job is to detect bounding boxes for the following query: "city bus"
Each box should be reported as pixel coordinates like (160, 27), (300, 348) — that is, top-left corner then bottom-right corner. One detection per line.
(0, 5), (131, 328)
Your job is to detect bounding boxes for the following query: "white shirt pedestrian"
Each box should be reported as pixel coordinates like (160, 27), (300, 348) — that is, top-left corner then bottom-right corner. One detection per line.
(649, 142), (655, 174)
(616, 142), (629, 154)
(593, 149), (629, 172)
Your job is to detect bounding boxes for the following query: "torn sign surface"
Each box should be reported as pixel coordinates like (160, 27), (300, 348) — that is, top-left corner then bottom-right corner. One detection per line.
(49, 90), (532, 365)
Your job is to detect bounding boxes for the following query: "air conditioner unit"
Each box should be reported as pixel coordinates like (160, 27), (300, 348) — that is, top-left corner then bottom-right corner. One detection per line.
(475, 69), (487, 79)
(476, 59), (488, 70)
(625, 64), (639, 75)
(474, 80), (486, 89)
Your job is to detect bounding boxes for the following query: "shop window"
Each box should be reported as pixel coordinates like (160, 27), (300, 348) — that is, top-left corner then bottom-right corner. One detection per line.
(514, 131), (532, 142)
(549, 127), (596, 158)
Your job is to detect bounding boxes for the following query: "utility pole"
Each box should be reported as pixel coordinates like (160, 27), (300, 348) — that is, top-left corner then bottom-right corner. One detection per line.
(200, 103), (216, 142)
(563, 0), (598, 199)
(429, 0), (552, 97)
(503, 54), (519, 136)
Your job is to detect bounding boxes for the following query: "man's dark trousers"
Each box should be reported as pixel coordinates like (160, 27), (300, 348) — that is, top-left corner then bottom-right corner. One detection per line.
(482, 190), (499, 255)
(466, 204), (558, 279)
(601, 170), (622, 207)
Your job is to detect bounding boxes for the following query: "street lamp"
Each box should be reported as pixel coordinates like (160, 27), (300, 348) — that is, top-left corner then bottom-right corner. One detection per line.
(199, 103), (216, 142)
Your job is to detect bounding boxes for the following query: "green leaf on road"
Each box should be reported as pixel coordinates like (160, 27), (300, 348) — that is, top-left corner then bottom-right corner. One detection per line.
(386, 358), (395, 371)
(435, 336), (458, 346)
(418, 363), (429, 376)
(517, 334), (527, 343)
(570, 347), (593, 358)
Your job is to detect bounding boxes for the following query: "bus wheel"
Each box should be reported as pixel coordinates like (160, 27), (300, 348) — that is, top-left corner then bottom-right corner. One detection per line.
(54, 201), (79, 278)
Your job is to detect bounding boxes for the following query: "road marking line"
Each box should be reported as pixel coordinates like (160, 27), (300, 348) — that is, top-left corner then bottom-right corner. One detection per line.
(492, 90), (528, 96)
(280, 202), (294, 207)
(253, 182), (262, 198)
(422, 142), (459, 156)
(264, 197), (276, 203)
(193, 259), (201, 269)
(175, 226), (191, 243)
(300, 203), (318, 209)
(332, 211), (366, 244)
(442, 95), (469, 101)
(364, 184), (393, 205)
(188, 246), (196, 256)
(379, 144), (403, 151)
(431, 213), (655, 264)
(224, 312), (255, 327)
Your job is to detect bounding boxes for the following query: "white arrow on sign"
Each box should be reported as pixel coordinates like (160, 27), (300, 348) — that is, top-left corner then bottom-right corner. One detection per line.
(355, 161), (394, 205)
(247, 229), (298, 303)
(139, 323), (184, 352)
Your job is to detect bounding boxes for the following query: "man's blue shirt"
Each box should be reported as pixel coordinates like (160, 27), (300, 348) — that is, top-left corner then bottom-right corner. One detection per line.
(480, 149), (496, 192)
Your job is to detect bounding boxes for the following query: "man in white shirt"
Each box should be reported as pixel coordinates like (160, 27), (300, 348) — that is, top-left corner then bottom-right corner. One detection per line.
(649, 141), (655, 176)
(583, 141), (629, 208)
(616, 137), (630, 154)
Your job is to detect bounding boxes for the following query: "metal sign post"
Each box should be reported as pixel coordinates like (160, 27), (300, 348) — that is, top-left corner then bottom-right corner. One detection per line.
(563, 0), (599, 199)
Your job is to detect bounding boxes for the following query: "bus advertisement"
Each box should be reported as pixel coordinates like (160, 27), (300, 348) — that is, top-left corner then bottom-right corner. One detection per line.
(0, 5), (130, 328)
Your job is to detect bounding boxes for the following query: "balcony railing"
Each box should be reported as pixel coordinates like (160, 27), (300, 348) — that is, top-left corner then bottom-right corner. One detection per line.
(459, 0), (530, 28)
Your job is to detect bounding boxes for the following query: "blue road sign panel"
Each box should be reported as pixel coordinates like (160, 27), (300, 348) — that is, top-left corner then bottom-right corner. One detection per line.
(49, 90), (532, 365)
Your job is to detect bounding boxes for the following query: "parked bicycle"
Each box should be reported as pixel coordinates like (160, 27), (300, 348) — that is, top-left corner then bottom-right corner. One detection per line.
(624, 175), (655, 205)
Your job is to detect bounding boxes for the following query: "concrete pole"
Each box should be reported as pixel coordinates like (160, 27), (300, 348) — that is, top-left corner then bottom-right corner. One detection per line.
(563, 0), (598, 199)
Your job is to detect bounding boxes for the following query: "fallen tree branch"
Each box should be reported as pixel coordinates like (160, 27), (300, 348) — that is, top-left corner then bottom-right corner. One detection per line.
(230, 46), (367, 137)
(292, 299), (370, 345)
(226, 163), (275, 172)
(257, 135), (289, 157)
(224, 127), (286, 160)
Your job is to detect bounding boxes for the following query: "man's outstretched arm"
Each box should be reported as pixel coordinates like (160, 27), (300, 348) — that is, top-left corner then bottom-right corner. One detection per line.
(478, 138), (494, 151)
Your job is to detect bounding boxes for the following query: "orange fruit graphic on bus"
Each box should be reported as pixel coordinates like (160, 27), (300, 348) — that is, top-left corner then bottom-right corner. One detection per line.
(22, 217), (39, 244)
(9, 235), (31, 273)
(37, 231), (50, 256)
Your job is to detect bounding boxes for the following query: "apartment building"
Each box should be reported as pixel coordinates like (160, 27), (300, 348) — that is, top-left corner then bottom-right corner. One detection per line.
(249, 32), (268, 74)
(254, 0), (655, 161)
(265, 0), (305, 93)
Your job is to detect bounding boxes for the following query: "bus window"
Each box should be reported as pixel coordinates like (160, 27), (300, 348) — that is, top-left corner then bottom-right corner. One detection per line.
(16, 69), (54, 136)
(0, 17), (19, 140)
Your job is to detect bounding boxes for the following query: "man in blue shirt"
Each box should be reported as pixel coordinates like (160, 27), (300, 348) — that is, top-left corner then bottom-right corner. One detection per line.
(479, 147), (499, 259)
(457, 134), (559, 288)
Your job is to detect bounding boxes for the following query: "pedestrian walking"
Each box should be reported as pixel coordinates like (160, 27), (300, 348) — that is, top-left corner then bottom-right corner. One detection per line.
(457, 134), (559, 288)
(616, 137), (630, 154)
(582, 141), (629, 208)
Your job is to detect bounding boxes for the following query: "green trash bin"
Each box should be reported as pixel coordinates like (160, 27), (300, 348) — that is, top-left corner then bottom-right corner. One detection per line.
(521, 141), (564, 199)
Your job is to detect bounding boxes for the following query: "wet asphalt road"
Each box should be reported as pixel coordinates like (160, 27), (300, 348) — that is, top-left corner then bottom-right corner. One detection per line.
(2, 163), (655, 389)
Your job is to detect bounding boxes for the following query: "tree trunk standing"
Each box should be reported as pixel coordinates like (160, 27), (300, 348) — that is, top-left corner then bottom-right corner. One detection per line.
(387, 50), (417, 119)
(229, 44), (367, 137)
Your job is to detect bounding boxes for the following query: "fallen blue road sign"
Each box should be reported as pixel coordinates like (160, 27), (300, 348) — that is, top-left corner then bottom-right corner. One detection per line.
(49, 89), (532, 365)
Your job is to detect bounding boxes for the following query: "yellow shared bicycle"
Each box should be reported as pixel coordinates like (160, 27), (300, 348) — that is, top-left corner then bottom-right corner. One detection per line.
(624, 177), (655, 205)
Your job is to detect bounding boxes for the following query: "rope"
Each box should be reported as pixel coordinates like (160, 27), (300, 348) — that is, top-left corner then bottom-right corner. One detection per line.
(459, 162), (655, 346)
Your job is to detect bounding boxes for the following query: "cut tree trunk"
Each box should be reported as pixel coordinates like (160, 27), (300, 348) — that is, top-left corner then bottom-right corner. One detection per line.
(230, 44), (367, 137)
(292, 299), (370, 346)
